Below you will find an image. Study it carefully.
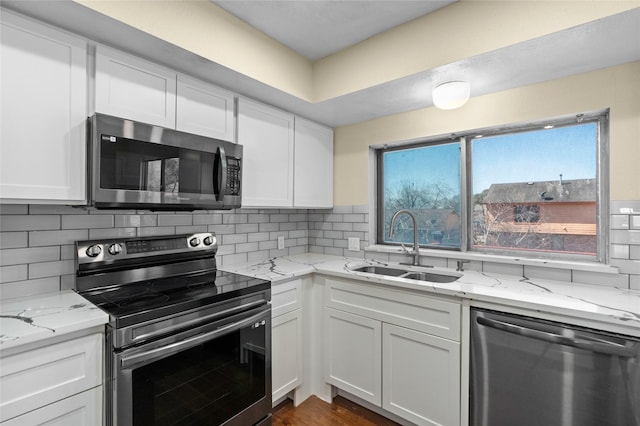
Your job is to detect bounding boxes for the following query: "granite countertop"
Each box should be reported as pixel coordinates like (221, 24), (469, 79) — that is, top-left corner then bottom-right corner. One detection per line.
(221, 253), (640, 336)
(0, 290), (108, 352)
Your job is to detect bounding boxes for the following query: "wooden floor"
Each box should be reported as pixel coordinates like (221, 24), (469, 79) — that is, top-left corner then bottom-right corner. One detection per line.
(272, 396), (400, 426)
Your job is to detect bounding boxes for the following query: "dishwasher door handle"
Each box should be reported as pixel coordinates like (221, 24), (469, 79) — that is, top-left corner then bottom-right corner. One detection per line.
(477, 316), (638, 358)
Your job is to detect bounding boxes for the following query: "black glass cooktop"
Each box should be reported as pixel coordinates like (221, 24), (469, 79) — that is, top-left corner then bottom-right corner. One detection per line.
(81, 270), (270, 328)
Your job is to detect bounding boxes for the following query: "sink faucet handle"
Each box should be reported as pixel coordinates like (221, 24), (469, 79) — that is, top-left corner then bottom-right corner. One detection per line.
(399, 243), (411, 255)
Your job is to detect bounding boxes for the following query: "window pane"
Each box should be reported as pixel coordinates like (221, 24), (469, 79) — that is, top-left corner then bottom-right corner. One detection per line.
(381, 143), (461, 248)
(471, 123), (597, 256)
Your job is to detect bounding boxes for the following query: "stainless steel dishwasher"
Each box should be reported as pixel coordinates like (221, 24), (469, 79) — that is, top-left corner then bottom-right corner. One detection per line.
(470, 308), (640, 426)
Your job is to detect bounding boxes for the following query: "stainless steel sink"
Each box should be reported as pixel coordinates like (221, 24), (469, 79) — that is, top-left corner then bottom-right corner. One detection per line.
(400, 271), (460, 283)
(351, 265), (408, 277)
(351, 265), (461, 283)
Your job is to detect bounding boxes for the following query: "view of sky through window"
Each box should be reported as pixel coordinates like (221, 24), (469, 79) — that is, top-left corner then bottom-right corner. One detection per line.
(379, 120), (599, 256)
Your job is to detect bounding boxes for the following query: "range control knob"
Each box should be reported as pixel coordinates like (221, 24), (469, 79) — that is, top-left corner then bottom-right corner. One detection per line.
(85, 244), (102, 258)
(203, 235), (214, 246)
(108, 243), (122, 256)
(189, 237), (201, 247)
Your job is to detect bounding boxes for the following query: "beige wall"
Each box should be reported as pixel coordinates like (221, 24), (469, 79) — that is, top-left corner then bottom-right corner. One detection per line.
(313, 1), (638, 101)
(75, 0), (636, 104)
(75, 0), (314, 101)
(333, 61), (640, 205)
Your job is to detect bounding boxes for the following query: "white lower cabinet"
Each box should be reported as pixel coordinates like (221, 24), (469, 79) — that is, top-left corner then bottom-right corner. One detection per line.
(383, 323), (460, 426)
(324, 308), (382, 405)
(0, 332), (103, 424)
(323, 277), (461, 426)
(271, 279), (303, 403)
(2, 386), (102, 426)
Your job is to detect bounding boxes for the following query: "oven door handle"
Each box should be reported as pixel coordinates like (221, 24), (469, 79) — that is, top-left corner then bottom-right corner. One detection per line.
(477, 316), (638, 358)
(121, 307), (268, 369)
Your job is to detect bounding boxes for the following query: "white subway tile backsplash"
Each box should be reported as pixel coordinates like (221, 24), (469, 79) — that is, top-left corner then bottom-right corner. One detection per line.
(157, 214), (193, 226)
(29, 205), (86, 215)
(236, 224), (259, 233)
(258, 223), (279, 232)
(235, 242), (260, 253)
(0, 265), (28, 283)
(611, 229), (640, 245)
(611, 244), (631, 259)
(0, 205), (29, 214)
(1, 201), (638, 299)
(1, 246), (60, 267)
(483, 262), (524, 277)
(89, 227), (137, 239)
(1, 277), (60, 299)
(176, 225), (208, 234)
(1, 215), (60, 231)
(63, 215), (113, 229)
(138, 227), (177, 237)
(611, 215), (630, 229)
(572, 270), (629, 288)
(0, 232), (28, 249)
(223, 233), (248, 245)
(193, 214), (223, 226)
(610, 258), (640, 275)
(524, 265), (572, 282)
(29, 260), (74, 279)
(115, 214), (158, 227)
(630, 274), (640, 291)
(29, 229), (88, 247)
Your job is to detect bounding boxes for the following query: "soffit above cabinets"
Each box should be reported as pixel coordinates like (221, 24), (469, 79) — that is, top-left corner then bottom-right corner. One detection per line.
(2, 2), (639, 128)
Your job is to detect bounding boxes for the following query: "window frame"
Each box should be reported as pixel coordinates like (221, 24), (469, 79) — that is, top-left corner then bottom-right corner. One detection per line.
(375, 110), (610, 264)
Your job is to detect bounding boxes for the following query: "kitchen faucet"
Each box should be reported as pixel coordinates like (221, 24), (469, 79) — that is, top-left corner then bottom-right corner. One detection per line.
(389, 209), (420, 266)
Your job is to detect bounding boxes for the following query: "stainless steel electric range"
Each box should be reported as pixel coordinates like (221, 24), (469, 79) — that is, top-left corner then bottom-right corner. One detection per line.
(75, 232), (272, 426)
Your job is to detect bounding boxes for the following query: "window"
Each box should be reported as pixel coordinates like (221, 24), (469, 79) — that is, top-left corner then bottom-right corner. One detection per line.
(376, 111), (608, 261)
(378, 142), (461, 249)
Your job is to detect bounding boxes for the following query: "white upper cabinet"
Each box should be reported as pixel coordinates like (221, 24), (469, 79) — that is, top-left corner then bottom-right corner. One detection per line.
(294, 117), (333, 208)
(0, 11), (87, 204)
(238, 98), (334, 208)
(176, 74), (235, 141)
(238, 97), (295, 207)
(95, 46), (235, 141)
(95, 45), (177, 128)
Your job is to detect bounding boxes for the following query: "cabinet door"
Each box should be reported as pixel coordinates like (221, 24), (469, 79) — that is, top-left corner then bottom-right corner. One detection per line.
(272, 308), (303, 402)
(0, 11), (86, 203)
(237, 98), (294, 207)
(176, 74), (235, 141)
(2, 386), (102, 426)
(294, 117), (333, 208)
(324, 307), (382, 406)
(382, 323), (460, 426)
(95, 44), (176, 128)
(0, 333), (102, 422)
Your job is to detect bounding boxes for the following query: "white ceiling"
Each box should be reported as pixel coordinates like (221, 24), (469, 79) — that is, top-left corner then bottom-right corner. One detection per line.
(3, 2), (640, 128)
(213, 0), (456, 60)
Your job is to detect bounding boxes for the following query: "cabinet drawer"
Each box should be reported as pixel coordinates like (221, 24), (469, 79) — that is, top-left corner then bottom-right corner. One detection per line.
(324, 277), (461, 341)
(2, 386), (102, 426)
(0, 333), (102, 422)
(271, 278), (302, 318)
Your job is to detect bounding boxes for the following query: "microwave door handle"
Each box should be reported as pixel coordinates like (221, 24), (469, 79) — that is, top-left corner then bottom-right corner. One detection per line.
(121, 308), (268, 369)
(476, 316), (638, 358)
(217, 146), (227, 200)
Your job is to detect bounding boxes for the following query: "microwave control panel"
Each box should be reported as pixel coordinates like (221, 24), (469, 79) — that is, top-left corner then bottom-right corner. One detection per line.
(227, 157), (241, 196)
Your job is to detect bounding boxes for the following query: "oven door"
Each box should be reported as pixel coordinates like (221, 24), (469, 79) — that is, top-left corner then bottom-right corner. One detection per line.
(112, 304), (271, 426)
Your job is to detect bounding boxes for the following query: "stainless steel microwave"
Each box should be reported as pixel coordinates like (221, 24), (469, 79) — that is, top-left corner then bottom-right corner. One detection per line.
(88, 113), (242, 210)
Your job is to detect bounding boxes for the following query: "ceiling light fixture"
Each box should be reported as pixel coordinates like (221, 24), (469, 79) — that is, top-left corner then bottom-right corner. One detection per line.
(432, 81), (470, 110)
